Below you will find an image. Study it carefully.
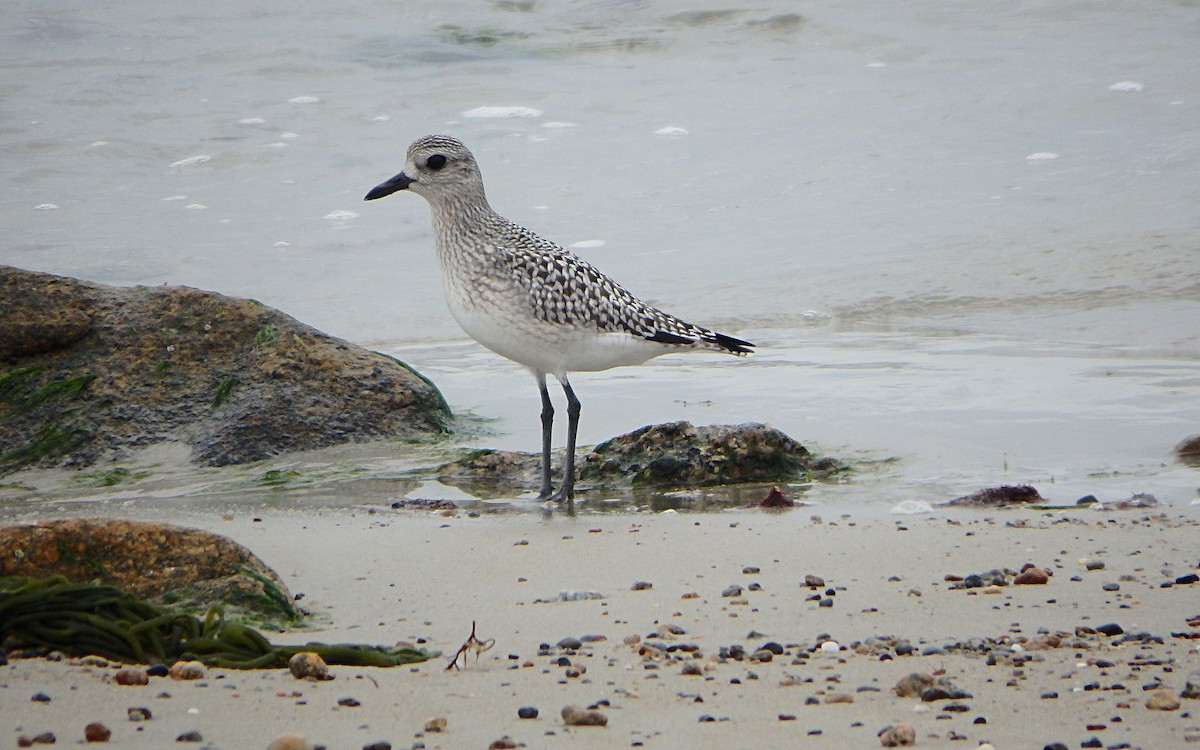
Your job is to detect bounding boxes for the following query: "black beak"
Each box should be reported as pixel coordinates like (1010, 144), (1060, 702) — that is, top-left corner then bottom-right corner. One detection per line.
(364, 171), (414, 201)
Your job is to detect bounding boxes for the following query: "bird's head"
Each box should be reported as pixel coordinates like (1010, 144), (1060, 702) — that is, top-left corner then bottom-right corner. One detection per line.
(364, 134), (482, 204)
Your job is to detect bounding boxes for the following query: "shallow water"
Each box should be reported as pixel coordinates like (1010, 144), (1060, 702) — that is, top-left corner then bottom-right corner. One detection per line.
(3, 0), (1199, 512)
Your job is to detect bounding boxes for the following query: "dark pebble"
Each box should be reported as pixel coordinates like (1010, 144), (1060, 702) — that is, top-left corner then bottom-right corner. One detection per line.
(1176, 573), (1199, 585)
(1095, 623), (1124, 637)
(1043, 745), (1068, 750)
(1102, 583), (1120, 592)
(750, 649), (773, 662)
(804, 696), (820, 705)
(895, 643), (915, 656)
(818, 598), (833, 608)
(698, 714), (716, 722)
(921, 646), (946, 656)
(742, 566), (761, 574)
(1086, 560), (1106, 571)
(944, 702), (971, 712)
(963, 574), (985, 588)
(1095, 659), (1115, 668)
(721, 585), (743, 597)
(760, 641), (784, 655)
(31, 692), (51, 703)
(518, 706), (539, 719)
(555, 656), (571, 667)
(1041, 691), (1059, 700)
(631, 581), (653, 591)
(1081, 738), (1102, 748)
(363, 743), (392, 750)
(921, 687), (951, 702)
(337, 697), (361, 707)
(973, 716), (987, 724)
(556, 636), (582, 650)
(176, 731), (203, 742)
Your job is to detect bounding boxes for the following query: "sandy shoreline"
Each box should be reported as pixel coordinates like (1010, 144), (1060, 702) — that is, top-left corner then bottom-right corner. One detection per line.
(3, 504), (1198, 749)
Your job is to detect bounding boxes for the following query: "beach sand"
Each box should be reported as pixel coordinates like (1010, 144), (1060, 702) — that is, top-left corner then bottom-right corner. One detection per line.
(3, 505), (1198, 749)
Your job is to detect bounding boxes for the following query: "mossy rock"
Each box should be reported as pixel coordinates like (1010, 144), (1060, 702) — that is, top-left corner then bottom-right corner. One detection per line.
(0, 518), (298, 626)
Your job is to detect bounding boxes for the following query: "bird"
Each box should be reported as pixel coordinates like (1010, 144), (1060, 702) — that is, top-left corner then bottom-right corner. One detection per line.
(364, 134), (753, 512)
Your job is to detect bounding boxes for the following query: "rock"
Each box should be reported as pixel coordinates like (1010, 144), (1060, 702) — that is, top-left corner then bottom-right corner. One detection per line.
(804, 574), (825, 588)
(0, 518), (298, 623)
(721, 584), (743, 597)
(423, 717), (447, 733)
(561, 705), (607, 726)
(760, 485), (793, 507)
(1183, 669), (1200, 699)
(879, 722), (916, 746)
(0, 265), (450, 473)
(288, 652), (331, 681)
(362, 743), (390, 750)
(267, 734), (315, 750)
(17, 733), (56, 747)
(127, 707), (152, 721)
(1095, 622), (1124, 637)
(1146, 689), (1182, 711)
(894, 673), (939, 698)
(1014, 566), (1050, 585)
(114, 669), (149, 686)
(944, 484), (1045, 507)
(824, 692), (854, 704)
(1174, 434), (1200, 467)
(84, 722), (111, 742)
(517, 706), (539, 719)
(168, 661), (205, 680)
(488, 738), (519, 750)
(556, 636), (583, 650)
(338, 697), (361, 708)
(177, 730), (203, 742)
(631, 581), (653, 590)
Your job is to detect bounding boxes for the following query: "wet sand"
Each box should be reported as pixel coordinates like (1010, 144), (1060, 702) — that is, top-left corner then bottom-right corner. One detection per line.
(4, 505), (1198, 749)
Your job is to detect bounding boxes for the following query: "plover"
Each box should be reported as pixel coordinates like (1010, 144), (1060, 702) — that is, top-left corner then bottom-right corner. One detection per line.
(365, 135), (753, 511)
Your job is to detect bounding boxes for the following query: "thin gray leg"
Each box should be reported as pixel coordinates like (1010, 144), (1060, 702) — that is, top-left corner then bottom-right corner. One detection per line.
(536, 374), (554, 500)
(558, 377), (581, 514)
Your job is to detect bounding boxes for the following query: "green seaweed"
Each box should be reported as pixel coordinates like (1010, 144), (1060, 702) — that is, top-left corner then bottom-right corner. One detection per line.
(76, 467), (151, 487)
(0, 426), (91, 475)
(372, 351), (453, 431)
(252, 323), (278, 348)
(259, 468), (300, 487)
(212, 377), (236, 408)
(0, 368), (95, 414)
(0, 576), (436, 669)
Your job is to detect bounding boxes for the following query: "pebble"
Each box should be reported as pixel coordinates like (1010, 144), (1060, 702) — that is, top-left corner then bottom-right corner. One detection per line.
(168, 661), (205, 680)
(517, 706), (539, 719)
(1043, 744), (1069, 750)
(894, 673), (938, 697)
(31, 691), (52, 702)
(804, 574), (825, 587)
(16, 733), (56, 747)
(338, 697), (361, 708)
(557, 636), (583, 650)
(1014, 566), (1050, 585)
(631, 580), (653, 590)
(84, 722), (111, 742)
(878, 722), (916, 747)
(424, 717), (447, 732)
(824, 692), (854, 704)
(488, 738), (519, 750)
(115, 668), (150, 686)
(362, 742), (391, 750)
(127, 707), (152, 721)
(1095, 622), (1124, 636)
(266, 735), (314, 750)
(561, 705), (608, 726)
(176, 730), (203, 742)
(289, 652), (331, 681)
(1102, 582), (1120, 591)
(1145, 689), (1181, 711)
(721, 585), (743, 597)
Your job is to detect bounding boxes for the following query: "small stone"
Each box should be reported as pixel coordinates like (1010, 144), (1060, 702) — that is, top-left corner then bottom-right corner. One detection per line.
(146, 665), (169, 677)
(338, 697), (362, 708)
(1085, 560), (1106, 571)
(176, 730), (203, 742)
(19, 733), (56, 747)
(488, 739), (519, 750)
(1080, 738), (1103, 748)
(1102, 582), (1120, 591)
(168, 661), (205, 680)
(825, 692), (854, 704)
(804, 574), (825, 588)
(894, 673), (938, 698)
(760, 485), (793, 507)
(1095, 623), (1124, 637)
(85, 722), (111, 742)
(818, 597), (834, 607)
(31, 692), (52, 702)
(742, 566), (761, 574)
(556, 636), (582, 650)
(266, 735), (314, 750)
(1043, 744), (1069, 750)
(1177, 573), (1200, 585)
(561, 705), (608, 726)
(681, 662), (703, 676)
(879, 722), (916, 747)
(1146, 689), (1182, 711)
(517, 706), (539, 719)
(631, 581), (653, 590)
(115, 668), (150, 686)
(362, 742), (391, 750)
(1014, 567), (1050, 585)
(423, 717), (447, 733)
(721, 585), (743, 597)
(127, 706), (152, 721)
(288, 652), (331, 681)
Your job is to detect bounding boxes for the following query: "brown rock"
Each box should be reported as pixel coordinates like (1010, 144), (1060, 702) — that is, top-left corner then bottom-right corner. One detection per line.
(804, 574), (825, 588)
(168, 660), (205, 680)
(0, 265), (449, 473)
(1146, 689), (1182, 711)
(824, 692), (854, 704)
(561, 705), (608, 726)
(879, 722), (916, 747)
(1175, 434), (1200, 467)
(760, 485), (793, 507)
(114, 668), (149, 686)
(288, 652), (330, 681)
(945, 484), (1045, 507)
(423, 717), (447, 733)
(488, 738), (519, 750)
(0, 518), (296, 622)
(1014, 566), (1050, 585)
(894, 672), (939, 698)
(84, 722), (111, 742)
(266, 735), (314, 750)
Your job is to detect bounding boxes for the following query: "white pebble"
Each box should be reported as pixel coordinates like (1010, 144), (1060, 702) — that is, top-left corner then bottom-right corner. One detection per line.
(324, 210), (358, 221)
(274, 241), (291, 248)
(462, 106), (543, 119)
(819, 640), (839, 653)
(170, 155), (211, 167)
(1025, 152), (1059, 161)
(1108, 81), (1144, 92)
(288, 96), (320, 104)
(654, 126), (688, 136)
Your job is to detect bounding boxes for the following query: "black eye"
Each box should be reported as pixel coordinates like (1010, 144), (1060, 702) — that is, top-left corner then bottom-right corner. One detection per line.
(426, 154), (447, 171)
